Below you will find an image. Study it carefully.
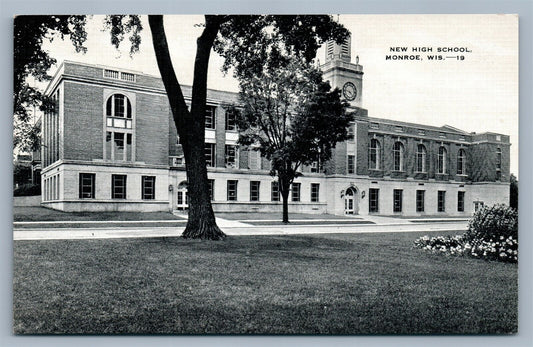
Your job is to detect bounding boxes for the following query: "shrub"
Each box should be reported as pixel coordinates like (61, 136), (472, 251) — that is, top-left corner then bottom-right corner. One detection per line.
(464, 204), (518, 242)
(414, 204), (518, 263)
(14, 183), (41, 197)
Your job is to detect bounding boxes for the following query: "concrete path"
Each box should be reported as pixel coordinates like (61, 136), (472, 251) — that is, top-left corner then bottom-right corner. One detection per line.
(13, 217), (468, 240)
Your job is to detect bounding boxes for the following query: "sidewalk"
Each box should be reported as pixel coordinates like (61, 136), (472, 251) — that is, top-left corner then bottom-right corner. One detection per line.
(13, 214), (469, 240)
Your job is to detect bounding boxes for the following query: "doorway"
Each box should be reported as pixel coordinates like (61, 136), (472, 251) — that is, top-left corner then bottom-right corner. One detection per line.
(176, 181), (189, 210)
(344, 187), (359, 215)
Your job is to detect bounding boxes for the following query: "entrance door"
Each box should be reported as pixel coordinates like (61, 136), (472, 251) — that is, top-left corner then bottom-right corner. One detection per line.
(344, 187), (358, 215)
(176, 181), (189, 210)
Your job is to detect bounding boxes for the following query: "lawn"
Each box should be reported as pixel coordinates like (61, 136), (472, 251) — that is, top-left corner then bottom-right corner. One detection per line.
(13, 206), (182, 222)
(13, 232), (518, 334)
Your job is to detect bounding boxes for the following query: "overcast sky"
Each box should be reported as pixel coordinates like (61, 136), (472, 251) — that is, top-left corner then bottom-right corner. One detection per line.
(39, 14), (518, 176)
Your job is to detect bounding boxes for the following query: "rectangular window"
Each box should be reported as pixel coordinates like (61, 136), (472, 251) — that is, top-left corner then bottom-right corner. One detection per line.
(291, 183), (301, 202)
(271, 181), (280, 202)
(310, 160), (319, 173)
(438, 191), (446, 212)
(112, 174), (127, 199)
(347, 124), (355, 140)
(208, 179), (214, 201)
(393, 189), (403, 212)
(225, 145), (238, 168)
(311, 183), (320, 202)
(142, 176), (156, 200)
(369, 188), (379, 213)
(416, 190), (425, 212)
(227, 180), (238, 201)
(79, 173), (95, 199)
(347, 155), (355, 174)
(205, 106), (216, 129)
(458, 191), (465, 212)
(205, 143), (215, 167)
(225, 110), (237, 131)
(250, 181), (260, 201)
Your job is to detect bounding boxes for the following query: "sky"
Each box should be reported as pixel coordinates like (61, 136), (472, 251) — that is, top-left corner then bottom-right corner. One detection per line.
(39, 14), (519, 176)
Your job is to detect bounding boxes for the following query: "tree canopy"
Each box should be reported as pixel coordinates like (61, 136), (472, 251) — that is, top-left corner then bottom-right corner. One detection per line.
(233, 49), (352, 223)
(14, 14), (350, 239)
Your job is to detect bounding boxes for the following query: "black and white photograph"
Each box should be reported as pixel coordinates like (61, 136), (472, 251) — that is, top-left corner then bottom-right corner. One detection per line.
(12, 12), (521, 337)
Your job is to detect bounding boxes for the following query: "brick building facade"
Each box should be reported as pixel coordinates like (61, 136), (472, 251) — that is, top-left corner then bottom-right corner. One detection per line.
(41, 38), (510, 216)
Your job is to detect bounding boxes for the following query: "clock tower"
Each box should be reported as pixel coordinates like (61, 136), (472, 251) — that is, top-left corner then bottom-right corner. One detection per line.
(320, 35), (363, 109)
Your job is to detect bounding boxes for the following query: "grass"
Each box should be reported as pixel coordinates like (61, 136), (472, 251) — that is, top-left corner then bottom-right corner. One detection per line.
(13, 206), (182, 222)
(13, 231), (518, 334)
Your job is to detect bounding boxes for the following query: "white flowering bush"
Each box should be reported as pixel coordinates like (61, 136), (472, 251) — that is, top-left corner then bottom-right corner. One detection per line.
(414, 204), (518, 263)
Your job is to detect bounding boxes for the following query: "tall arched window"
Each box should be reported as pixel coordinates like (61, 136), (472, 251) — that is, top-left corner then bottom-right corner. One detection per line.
(106, 94), (132, 128)
(393, 142), (404, 171)
(438, 146), (447, 174)
(457, 149), (466, 175)
(416, 144), (427, 172)
(369, 139), (381, 170)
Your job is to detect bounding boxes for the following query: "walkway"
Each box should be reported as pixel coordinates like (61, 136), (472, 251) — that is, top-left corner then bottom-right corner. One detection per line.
(13, 214), (469, 240)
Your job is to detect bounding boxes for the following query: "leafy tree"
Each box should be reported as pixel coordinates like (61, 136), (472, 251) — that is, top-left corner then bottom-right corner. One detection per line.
(14, 16), (87, 132)
(232, 50), (352, 223)
(15, 14), (349, 239)
(510, 173), (518, 210)
(145, 15), (348, 236)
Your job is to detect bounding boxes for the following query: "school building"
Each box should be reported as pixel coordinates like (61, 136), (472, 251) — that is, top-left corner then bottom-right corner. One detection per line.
(40, 36), (510, 216)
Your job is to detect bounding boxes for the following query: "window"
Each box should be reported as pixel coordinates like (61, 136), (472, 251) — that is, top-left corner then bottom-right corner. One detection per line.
(112, 174), (127, 199)
(457, 149), (466, 175)
(142, 176), (156, 200)
(225, 145), (238, 168)
(205, 143), (215, 167)
(370, 122), (379, 129)
(310, 160), (320, 173)
(291, 183), (301, 202)
(227, 180), (238, 201)
(369, 188), (379, 213)
(438, 191), (446, 212)
(208, 179), (214, 201)
(79, 173), (95, 199)
(271, 181), (280, 201)
(171, 156), (185, 167)
(347, 124), (355, 140)
(393, 142), (404, 171)
(225, 109), (237, 131)
(393, 189), (403, 212)
(311, 183), (320, 202)
(417, 129), (426, 135)
(347, 155), (355, 174)
(106, 94), (132, 128)
(205, 106), (216, 129)
(439, 132), (446, 138)
(416, 144), (427, 172)
(416, 190), (425, 212)
(438, 146), (447, 174)
(250, 181), (260, 201)
(458, 191), (465, 212)
(394, 126), (403, 132)
(496, 148), (502, 169)
(369, 139), (381, 170)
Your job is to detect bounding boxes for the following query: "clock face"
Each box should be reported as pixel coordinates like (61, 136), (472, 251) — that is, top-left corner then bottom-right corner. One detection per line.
(342, 82), (357, 101)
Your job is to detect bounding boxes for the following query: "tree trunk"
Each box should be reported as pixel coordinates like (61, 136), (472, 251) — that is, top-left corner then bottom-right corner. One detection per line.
(279, 176), (291, 224)
(149, 15), (225, 240)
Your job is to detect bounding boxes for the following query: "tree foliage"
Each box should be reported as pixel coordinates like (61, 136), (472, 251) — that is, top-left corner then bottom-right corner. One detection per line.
(14, 15), (88, 123)
(15, 14), (349, 239)
(233, 50), (352, 223)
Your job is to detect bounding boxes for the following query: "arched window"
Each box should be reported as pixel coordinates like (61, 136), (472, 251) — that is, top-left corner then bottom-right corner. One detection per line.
(369, 139), (381, 170)
(416, 144), (427, 172)
(393, 142), (404, 171)
(457, 149), (466, 175)
(438, 146), (447, 174)
(106, 94), (132, 129)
